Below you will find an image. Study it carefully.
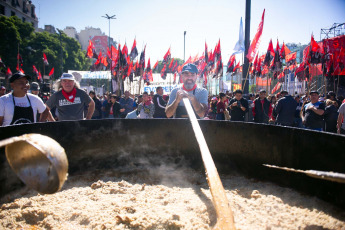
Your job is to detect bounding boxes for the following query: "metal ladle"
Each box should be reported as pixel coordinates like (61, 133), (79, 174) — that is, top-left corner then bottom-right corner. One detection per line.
(0, 133), (68, 194)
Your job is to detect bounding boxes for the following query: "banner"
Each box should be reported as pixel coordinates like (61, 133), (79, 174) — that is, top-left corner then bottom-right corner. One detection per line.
(68, 70), (111, 80)
(256, 76), (271, 86)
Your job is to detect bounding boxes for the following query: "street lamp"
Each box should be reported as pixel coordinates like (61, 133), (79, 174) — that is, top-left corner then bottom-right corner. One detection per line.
(184, 31), (186, 62)
(57, 29), (63, 75)
(102, 14), (116, 93)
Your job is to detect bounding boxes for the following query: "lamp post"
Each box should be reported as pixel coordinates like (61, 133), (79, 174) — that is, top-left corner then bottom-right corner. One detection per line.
(102, 14), (116, 93)
(57, 29), (63, 76)
(184, 31), (186, 62)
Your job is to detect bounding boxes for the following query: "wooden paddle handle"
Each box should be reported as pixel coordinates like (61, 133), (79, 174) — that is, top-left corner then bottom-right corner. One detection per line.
(183, 98), (236, 230)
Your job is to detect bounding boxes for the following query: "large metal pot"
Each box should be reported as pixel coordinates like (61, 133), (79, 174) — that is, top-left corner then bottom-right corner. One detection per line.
(1, 119), (344, 209)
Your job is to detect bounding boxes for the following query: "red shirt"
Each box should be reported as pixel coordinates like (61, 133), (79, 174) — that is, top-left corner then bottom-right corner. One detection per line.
(217, 101), (226, 114)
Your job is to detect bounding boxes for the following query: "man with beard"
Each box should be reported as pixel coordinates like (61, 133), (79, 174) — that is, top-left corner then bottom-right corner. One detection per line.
(0, 72), (48, 126)
(166, 63), (208, 118)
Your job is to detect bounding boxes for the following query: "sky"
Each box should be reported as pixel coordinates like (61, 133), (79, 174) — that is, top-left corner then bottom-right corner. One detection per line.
(31, 0), (345, 65)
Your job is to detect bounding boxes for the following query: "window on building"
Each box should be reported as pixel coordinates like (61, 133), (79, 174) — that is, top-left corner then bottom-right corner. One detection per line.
(22, 17), (25, 22)
(11, 11), (15, 16)
(0, 5), (5, 15)
(11, 0), (16, 7)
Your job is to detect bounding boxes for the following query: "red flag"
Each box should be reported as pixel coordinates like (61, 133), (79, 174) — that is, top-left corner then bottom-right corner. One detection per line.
(43, 53), (49, 65)
(205, 42), (208, 63)
(233, 61), (240, 72)
(169, 58), (174, 70)
(285, 52), (297, 64)
(226, 55), (236, 73)
(253, 54), (258, 71)
(271, 82), (282, 94)
(37, 71), (42, 81)
(48, 67), (54, 77)
(311, 35), (320, 52)
(280, 42), (291, 59)
(127, 61), (133, 77)
(6, 67), (12, 76)
(86, 40), (94, 58)
(163, 48), (171, 64)
(277, 71), (285, 80)
(264, 39), (275, 66)
(146, 58), (151, 71)
(184, 56), (192, 65)
(32, 65), (39, 75)
(130, 38), (138, 60)
(339, 67), (345, 75)
(152, 60), (159, 71)
(246, 9), (265, 62)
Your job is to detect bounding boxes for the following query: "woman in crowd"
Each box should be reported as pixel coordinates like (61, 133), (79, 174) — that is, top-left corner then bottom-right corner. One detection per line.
(207, 96), (218, 119)
(324, 99), (338, 133)
(137, 92), (154, 118)
(89, 91), (102, 119)
(105, 94), (123, 118)
(216, 93), (227, 120)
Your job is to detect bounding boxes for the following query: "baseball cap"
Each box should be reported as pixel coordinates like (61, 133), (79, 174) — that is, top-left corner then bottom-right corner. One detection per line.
(212, 97), (217, 100)
(60, 73), (75, 80)
(30, 82), (40, 91)
(310, 90), (319, 95)
(182, 63), (198, 74)
(9, 72), (32, 83)
(259, 89), (266, 93)
(0, 86), (5, 90)
(281, 90), (288, 94)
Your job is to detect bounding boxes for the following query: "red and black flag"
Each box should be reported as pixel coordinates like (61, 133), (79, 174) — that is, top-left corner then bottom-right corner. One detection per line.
(49, 67), (54, 78)
(280, 42), (290, 60)
(226, 55), (236, 73)
(168, 58), (174, 72)
(32, 65), (39, 76)
(161, 64), (167, 79)
(273, 39), (282, 70)
(6, 67), (12, 77)
(205, 42), (208, 63)
(163, 48), (171, 64)
(130, 38), (138, 61)
(214, 39), (221, 62)
(17, 53), (23, 70)
(246, 9), (265, 62)
(152, 60), (159, 72)
(37, 71), (42, 82)
(146, 58), (151, 72)
(264, 39), (275, 66)
(309, 35), (323, 64)
(139, 45), (146, 73)
(43, 53), (49, 66)
(252, 54), (258, 76)
(121, 43), (128, 67)
(285, 52), (297, 65)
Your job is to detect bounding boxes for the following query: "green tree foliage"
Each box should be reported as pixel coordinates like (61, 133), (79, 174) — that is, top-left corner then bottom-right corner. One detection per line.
(0, 16), (91, 81)
(153, 57), (184, 73)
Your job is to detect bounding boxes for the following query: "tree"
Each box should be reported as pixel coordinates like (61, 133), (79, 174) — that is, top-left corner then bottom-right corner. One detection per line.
(0, 15), (91, 82)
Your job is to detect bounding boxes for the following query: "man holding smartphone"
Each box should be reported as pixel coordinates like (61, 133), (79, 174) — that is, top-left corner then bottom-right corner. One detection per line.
(228, 89), (248, 121)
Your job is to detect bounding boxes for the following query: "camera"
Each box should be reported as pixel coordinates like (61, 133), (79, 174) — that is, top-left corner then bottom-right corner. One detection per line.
(237, 101), (241, 107)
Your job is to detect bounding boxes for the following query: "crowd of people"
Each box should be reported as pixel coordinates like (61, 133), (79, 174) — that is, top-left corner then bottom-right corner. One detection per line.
(1, 63), (345, 135)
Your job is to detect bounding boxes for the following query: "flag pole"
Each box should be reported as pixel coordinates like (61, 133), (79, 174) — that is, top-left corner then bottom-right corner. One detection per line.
(242, 62), (251, 91)
(337, 74), (340, 96)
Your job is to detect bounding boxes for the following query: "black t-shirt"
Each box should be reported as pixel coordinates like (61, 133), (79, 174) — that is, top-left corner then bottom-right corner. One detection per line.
(303, 101), (325, 129)
(228, 98), (248, 121)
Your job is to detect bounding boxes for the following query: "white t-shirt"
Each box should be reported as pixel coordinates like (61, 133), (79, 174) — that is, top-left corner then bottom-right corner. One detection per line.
(0, 93), (46, 126)
(338, 102), (345, 129)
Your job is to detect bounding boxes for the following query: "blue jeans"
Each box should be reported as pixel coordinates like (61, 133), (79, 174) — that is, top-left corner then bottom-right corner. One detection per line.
(216, 113), (225, 120)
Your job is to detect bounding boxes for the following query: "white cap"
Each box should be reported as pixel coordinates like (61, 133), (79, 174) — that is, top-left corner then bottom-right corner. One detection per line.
(60, 73), (75, 80)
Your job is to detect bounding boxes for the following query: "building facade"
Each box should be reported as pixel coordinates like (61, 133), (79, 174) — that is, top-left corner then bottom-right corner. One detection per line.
(0, 0), (38, 28)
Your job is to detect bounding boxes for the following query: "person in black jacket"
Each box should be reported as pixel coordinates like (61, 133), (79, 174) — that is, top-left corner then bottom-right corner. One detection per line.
(105, 94), (124, 118)
(153, 86), (167, 118)
(89, 91), (102, 119)
(324, 99), (338, 133)
(227, 89), (248, 121)
(252, 89), (272, 124)
(274, 90), (298, 126)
